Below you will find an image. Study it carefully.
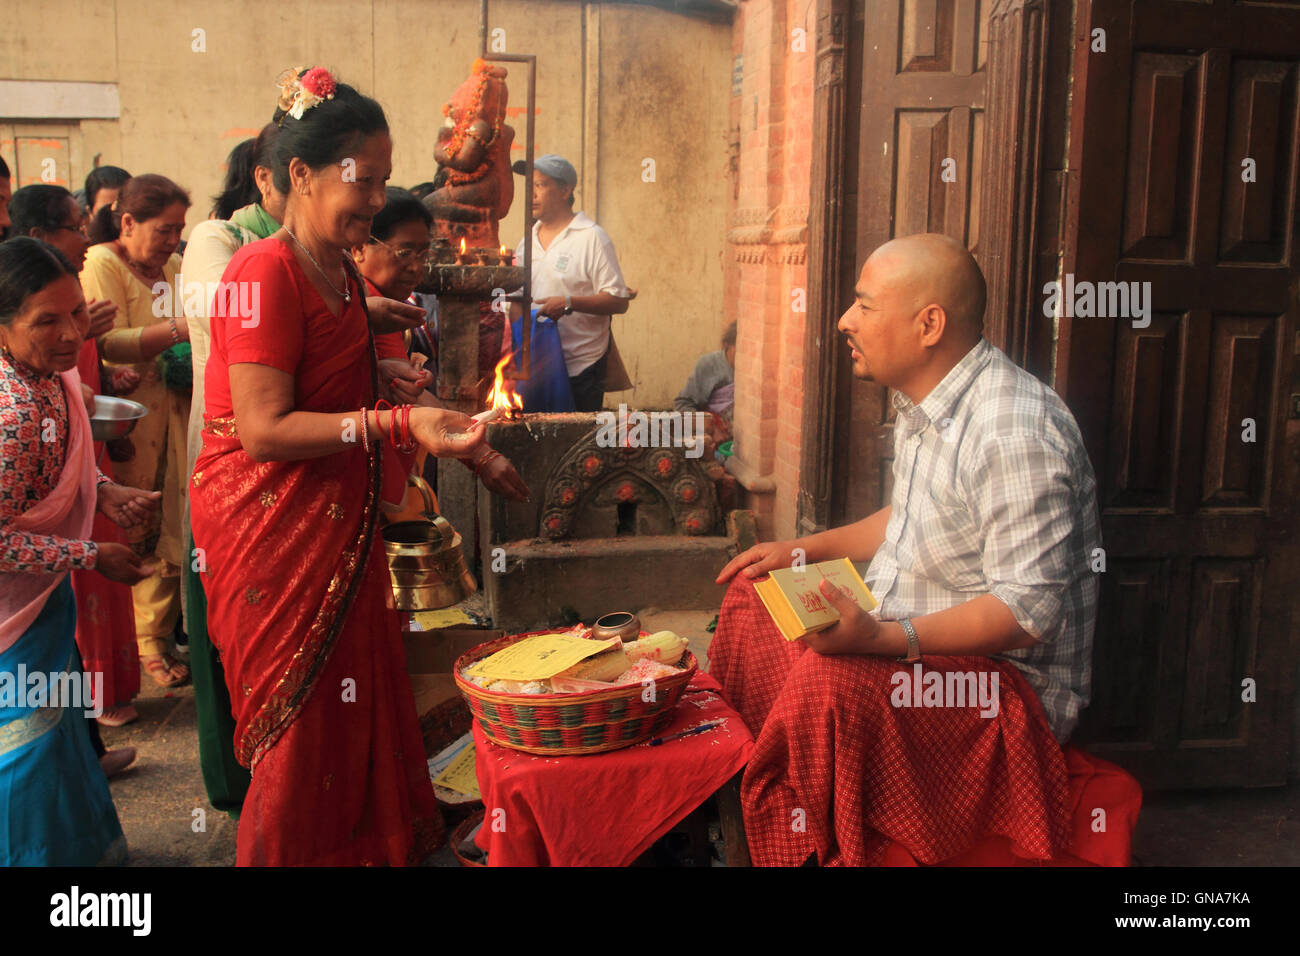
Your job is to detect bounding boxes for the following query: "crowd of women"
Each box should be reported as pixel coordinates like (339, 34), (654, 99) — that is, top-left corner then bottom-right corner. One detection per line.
(0, 67), (529, 865)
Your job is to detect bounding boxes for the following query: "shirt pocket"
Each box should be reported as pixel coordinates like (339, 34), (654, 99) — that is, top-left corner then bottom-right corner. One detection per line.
(911, 487), (984, 588)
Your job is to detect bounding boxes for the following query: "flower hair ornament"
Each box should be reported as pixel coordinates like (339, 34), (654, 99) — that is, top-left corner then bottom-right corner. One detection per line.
(276, 66), (337, 123)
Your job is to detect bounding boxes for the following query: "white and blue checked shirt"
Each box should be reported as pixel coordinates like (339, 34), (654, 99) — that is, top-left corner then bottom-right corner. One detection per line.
(863, 338), (1101, 741)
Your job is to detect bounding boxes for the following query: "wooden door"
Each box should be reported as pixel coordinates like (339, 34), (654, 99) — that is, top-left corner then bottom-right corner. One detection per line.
(1063, 0), (1300, 787)
(0, 124), (75, 190)
(830, 0), (990, 525)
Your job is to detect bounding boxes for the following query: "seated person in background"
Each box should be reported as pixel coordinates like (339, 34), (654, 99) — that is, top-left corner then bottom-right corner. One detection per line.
(675, 320), (735, 443)
(712, 233), (1101, 866)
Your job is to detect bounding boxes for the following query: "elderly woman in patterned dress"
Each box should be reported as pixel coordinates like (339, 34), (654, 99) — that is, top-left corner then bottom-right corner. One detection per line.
(0, 237), (160, 864)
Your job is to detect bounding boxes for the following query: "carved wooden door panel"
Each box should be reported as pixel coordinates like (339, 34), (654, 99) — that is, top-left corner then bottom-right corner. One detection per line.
(1064, 0), (1300, 787)
(832, 0), (990, 525)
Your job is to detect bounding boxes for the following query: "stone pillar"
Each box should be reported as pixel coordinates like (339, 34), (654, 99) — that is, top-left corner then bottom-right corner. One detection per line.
(435, 295), (484, 572)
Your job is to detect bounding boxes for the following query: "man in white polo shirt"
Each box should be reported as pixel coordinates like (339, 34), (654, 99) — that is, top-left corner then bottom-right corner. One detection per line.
(512, 154), (632, 411)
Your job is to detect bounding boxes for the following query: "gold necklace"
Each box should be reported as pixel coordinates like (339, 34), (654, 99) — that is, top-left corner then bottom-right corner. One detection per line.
(284, 227), (351, 302)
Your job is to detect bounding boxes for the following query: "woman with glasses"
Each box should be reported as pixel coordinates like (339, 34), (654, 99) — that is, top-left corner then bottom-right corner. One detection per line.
(80, 174), (193, 691)
(353, 188), (528, 503)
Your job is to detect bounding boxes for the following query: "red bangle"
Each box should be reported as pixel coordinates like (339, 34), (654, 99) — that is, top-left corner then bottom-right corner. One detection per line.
(397, 403), (417, 454)
(373, 400), (392, 448)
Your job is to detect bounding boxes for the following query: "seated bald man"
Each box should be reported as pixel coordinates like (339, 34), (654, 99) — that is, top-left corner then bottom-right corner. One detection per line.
(712, 233), (1101, 866)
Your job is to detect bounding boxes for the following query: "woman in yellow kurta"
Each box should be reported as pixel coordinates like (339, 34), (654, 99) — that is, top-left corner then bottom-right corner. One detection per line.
(80, 173), (192, 687)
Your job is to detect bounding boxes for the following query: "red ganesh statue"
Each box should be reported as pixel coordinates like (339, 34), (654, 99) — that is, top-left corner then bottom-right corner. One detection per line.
(424, 58), (516, 251)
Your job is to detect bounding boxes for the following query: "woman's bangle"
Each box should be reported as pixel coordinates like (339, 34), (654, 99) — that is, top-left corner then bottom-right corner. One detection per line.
(374, 400), (396, 451)
(168, 316), (180, 344)
(467, 450), (501, 474)
(360, 406), (369, 454)
(395, 404), (417, 454)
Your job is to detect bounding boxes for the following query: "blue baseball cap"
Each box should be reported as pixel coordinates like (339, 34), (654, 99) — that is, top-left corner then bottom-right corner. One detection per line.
(511, 154), (577, 187)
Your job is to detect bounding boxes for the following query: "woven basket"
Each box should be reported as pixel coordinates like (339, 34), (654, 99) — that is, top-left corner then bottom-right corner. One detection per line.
(450, 810), (487, 868)
(454, 630), (698, 756)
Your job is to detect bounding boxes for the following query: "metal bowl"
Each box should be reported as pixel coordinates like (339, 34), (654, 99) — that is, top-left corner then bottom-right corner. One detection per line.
(590, 611), (642, 643)
(90, 396), (148, 441)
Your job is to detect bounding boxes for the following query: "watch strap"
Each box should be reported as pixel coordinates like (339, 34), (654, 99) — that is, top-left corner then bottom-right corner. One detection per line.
(895, 618), (921, 663)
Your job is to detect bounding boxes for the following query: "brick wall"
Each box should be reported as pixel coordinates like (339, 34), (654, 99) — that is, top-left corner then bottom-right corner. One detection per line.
(726, 0), (814, 540)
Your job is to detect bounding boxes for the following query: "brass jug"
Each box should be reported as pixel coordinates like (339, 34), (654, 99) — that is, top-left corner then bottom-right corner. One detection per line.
(383, 475), (477, 611)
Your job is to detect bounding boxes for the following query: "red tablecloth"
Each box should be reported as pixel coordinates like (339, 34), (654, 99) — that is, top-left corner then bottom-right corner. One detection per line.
(472, 672), (754, 866)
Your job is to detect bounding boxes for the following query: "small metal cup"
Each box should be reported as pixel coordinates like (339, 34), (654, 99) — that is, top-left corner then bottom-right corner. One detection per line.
(589, 611), (641, 644)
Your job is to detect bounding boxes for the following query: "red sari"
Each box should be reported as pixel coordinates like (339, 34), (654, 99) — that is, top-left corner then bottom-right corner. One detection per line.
(190, 239), (441, 866)
(70, 340), (140, 710)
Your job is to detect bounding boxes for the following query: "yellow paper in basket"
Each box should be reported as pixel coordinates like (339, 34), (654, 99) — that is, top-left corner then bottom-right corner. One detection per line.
(432, 743), (481, 799)
(468, 634), (619, 682)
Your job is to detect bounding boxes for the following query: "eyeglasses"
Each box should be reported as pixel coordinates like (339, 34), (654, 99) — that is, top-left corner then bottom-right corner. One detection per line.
(51, 223), (89, 238)
(369, 235), (431, 262)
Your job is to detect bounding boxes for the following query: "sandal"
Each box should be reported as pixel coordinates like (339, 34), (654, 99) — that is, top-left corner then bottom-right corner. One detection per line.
(142, 654), (190, 688)
(97, 704), (139, 727)
(100, 747), (137, 778)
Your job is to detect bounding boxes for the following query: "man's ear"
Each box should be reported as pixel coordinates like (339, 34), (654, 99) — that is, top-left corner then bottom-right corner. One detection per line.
(917, 303), (947, 347)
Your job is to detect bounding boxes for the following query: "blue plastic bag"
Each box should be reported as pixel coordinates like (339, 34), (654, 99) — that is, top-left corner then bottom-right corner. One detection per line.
(510, 309), (575, 413)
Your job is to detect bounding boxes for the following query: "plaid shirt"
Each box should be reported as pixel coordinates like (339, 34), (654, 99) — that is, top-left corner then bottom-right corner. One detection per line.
(863, 338), (1101, 741)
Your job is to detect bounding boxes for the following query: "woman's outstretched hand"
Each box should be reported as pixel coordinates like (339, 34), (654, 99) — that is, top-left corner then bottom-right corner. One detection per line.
(94, 541), (154, 585)
(97, 482), (162, 528)
(471, 451), (530, 502)
(366, 296), (428, 335)
(408, 406), (487, 458)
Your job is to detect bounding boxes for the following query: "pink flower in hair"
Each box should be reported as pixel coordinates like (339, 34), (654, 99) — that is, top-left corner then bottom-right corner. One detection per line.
(300, 68), (336, 99)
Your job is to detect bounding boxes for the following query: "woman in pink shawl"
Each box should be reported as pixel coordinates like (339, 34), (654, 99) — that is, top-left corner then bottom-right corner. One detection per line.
(0, 237), (160, 865)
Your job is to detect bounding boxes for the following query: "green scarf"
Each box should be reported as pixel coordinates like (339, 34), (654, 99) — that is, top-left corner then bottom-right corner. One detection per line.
(227, 202), (280, 241)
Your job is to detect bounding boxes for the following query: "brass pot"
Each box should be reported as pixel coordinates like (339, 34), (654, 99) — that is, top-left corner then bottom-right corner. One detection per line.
(590, 611), (642, 643)
(382, 475), (477, 611)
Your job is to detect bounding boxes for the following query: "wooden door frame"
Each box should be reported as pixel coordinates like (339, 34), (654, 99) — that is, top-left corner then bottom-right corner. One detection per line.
(797, 0), (852, 536)
(798, 0), (1067, 532)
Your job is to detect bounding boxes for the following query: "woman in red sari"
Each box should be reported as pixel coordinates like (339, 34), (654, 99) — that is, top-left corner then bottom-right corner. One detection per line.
(190, 69), (489, 866)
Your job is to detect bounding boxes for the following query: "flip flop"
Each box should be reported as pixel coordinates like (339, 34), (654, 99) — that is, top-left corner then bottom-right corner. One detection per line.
(97, 704), (139, 727)
(99, 747), (137, 778)
(143, 655), (190, 688)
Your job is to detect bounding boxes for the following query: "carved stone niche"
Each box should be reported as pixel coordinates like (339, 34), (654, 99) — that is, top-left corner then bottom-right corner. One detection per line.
(538, 430), (721, 541)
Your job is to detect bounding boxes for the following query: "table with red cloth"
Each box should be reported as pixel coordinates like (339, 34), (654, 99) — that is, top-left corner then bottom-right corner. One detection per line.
(472, 672), (754, 866)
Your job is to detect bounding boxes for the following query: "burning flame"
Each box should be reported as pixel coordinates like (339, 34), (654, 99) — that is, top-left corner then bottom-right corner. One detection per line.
(459, 237), (467, 255)
(487, 351), (524, 416)
(499, 245), (508, 255)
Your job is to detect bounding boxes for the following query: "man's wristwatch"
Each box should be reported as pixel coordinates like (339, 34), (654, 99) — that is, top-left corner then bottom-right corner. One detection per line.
(563, 295), (573, 315)
(895, 618), (921, 663)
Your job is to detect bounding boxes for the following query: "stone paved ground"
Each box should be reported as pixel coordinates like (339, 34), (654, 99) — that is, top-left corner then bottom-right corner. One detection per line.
(101, 612), (1300, 867)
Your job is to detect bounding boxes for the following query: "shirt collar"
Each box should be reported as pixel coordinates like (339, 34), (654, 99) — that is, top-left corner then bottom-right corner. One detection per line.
(891, 337), (993, 428)
(531, 211), (594, 241)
